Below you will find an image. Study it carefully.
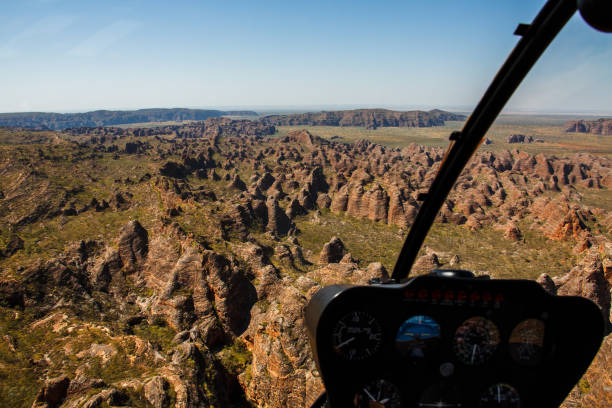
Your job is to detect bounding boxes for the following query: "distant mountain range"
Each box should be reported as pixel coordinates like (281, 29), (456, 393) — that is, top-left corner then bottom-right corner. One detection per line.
(0, 108), (258, 130)
(0, 108), (467, 131)
(260, 109), (466, 129)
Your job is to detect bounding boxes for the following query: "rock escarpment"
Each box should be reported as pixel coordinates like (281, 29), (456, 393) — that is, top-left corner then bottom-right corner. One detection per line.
(565, 118), (612, 135)
(261, 109), (465, 129)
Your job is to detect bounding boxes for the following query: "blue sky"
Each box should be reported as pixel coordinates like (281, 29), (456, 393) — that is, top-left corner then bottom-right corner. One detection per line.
(1, 0), (611, 113)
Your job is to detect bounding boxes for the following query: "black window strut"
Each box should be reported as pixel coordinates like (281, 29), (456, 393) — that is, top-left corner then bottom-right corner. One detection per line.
(391, 0), (579, 281)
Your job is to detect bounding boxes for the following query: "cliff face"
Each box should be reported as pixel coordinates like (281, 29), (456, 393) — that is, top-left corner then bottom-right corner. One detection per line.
(260, 109), (466, 129)
(565, 118), (612, 135)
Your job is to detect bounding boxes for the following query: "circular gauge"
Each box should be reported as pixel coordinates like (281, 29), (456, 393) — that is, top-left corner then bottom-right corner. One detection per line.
(453, 317), (500, 365)
(396, 315), (441, 359)
(479, 383), (521, 408)
(353, 379), (402, 408)
(509, 319), (545, 366)
(332, 311), (382, 360)
(418, 382), (462, 408)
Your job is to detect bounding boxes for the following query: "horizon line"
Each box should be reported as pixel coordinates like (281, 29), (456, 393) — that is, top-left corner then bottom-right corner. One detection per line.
(1, 105), (611, 117)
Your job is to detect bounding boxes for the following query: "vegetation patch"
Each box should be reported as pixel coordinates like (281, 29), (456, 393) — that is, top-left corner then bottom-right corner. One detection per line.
(132, 320), (176, 353)
(217, 339), (252, 376)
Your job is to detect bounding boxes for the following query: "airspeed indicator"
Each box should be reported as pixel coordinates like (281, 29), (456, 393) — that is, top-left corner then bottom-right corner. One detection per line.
(332, 311), (383, 360)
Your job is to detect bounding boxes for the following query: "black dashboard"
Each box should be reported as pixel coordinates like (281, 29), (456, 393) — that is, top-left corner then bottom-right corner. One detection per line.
(305, 271), (605, 407)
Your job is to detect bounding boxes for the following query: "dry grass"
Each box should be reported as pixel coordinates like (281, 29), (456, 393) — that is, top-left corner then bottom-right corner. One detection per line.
(421, 222), (577, 280)
(276, 114), (612, 158)
(294, 209), (404, 272)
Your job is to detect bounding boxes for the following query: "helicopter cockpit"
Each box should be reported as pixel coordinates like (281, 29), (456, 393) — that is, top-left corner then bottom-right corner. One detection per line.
(305, 1), (611, 406)
(306, 271), (604, 407)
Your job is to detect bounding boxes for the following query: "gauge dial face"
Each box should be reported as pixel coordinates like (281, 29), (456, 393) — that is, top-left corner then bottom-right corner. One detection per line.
(396, 315), (441, 359)
(332, 311), (382, 360)
(479, 383), (521, 408)
(418, 382), (462, 408)
(509, 319), (545, 366)
(453, 317), (500, 365)
(353, 379), (402, 408)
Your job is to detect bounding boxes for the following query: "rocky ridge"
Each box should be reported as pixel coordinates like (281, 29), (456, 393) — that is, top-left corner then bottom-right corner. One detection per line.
(260, 109), (466, 129)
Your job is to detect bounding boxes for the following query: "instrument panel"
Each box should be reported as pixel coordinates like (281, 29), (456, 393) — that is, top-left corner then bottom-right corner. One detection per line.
(305, 272), (605, 408)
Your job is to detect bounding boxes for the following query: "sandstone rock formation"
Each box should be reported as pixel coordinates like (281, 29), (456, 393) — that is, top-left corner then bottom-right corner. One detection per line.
(552, 253), (612, 408)
(412, 253), (440, 275)
(1, 118), (612, 408)
(159, 161), (188, 178)
(507, 134), (533, 143)
(266, 197), (292, 236)
(555, 251), (611, 325)
(228, 174), (247, 191)
(118, 220), (149, 269)
(32, 376), (70, 408)
(572, 334), (612, 407)
(565, 118), (612, 135)
(0, 234), (24, 258)
(319, 237), (348, 264)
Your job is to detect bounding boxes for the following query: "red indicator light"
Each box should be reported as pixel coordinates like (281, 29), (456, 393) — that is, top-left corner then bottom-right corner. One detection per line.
(418, 289), (429, 299)
(431, 289), (442, 300)
(495, 293), (505, 303)
(482, 292), (492, 302)
(444, 290), (454, 300)
(405, 289), (415, 298)
(470, 292), (480, 302)
(457, 291), (467, 301)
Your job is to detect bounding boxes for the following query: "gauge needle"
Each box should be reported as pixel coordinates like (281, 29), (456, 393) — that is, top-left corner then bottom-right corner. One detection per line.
(364, 388), (376, 401)
(471, 344), (478, 363)
(380, 398), (390, 404)
(336, 337), (355, 349)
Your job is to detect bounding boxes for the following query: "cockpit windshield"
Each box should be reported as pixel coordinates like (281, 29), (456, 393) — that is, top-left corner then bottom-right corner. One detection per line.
(0, 1), (610, 408)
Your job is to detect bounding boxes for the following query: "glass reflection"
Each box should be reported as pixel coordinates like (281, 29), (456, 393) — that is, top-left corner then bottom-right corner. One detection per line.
(509, 319), (545, 366)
